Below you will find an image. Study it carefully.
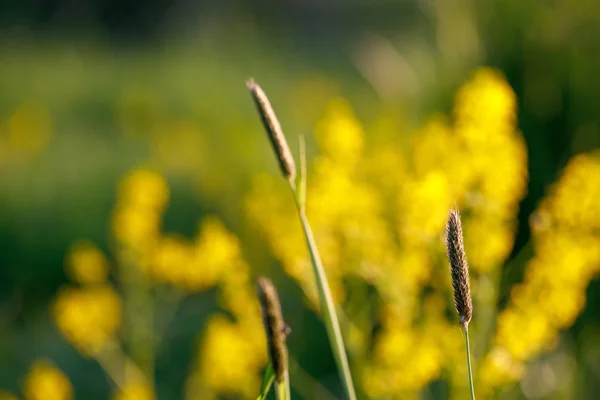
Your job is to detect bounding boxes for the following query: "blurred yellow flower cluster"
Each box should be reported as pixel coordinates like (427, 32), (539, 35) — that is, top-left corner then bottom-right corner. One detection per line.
(23, 360), (73, 400)
(185, 228), (267, 398)
(246, 67), (553, 397)
(112, 169), (169, 252)
(113, 382), (155, 400)
(481, 151), (600, 389)
(0, 360), (72, 400)
(53, 285), (122, 356)
(151, 218), (243, 291)
(54, 238), (121, 357)
(49, 167), (266, 399)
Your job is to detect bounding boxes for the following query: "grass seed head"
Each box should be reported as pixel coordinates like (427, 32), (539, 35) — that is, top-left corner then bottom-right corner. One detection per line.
(247, 79), (296, 182)
(446, 208), (473, 329)
(257, 277), (289, 382)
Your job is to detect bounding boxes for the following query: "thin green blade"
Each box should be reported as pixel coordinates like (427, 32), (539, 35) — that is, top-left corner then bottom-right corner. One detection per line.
(256, 363), (276, 400)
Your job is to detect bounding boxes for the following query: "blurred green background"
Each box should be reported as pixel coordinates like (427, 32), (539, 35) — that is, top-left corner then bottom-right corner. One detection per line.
(0, 1), (599, 399)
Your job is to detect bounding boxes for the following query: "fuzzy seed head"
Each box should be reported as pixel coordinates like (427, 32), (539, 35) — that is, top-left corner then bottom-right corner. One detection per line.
(446, 208), (473, 329)
(247, 79), (296, 182)
(257, 277), (289, 382)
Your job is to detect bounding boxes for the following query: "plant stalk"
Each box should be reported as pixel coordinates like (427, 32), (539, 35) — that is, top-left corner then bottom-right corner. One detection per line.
(290, 182), (357, 400)
(464, 327), (476, 400)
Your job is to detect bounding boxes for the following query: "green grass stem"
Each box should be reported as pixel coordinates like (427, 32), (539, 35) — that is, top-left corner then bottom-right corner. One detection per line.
(288, 175), (357, 400)
(464, 327), (476, 400)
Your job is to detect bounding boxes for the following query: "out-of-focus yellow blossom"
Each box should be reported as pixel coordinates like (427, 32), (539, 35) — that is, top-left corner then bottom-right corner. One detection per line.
(399, 171), (453, 242)
(6, 103), (52, 160)
(113, 382), (155, 400)
(193, 315), (266, 398)
(246, 67), (531, 397)
(151, 235), (192, 285)
(480, 151), (600, 390)
(185, 216), (267, 399)
(66, 240), (110, 284)
(0, 391), (18, 400)
(454, 67), (516, 133)
(314, 98), (364, 167)
(112, 168), (169, 251)
(150, 217), (245, 292)
(190, 218), (242, 286)
(117, 169), (169, 211)
(534, 151), (600, 231)
(53, 285), (122, 356)
(454, 68), (528, 216)
(462, 215), (516, 271)
(57, 166), (264, 399)
(112, 208), (162, 252)
(23, 360), (72, 400)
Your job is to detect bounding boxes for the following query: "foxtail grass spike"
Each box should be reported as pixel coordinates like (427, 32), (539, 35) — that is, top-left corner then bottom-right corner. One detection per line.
(446, 208), (476, 400)
(446, 208), (473, 329)
(247, 79), (297, 182)
(257, 277), (289, 384)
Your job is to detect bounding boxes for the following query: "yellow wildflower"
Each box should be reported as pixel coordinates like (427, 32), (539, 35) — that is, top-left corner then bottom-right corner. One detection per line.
(182, 217), (242, 291)
(399, 171), (453, 242)
(53, 285), (122, 355)
(112, 207), (162, 250)
(66, 240), (110, 284)
(116, 169), (169, 212)
(151, 235), (192, 285)
(462, 214), (515, 271)
(113, 382), (155, 400)
(111, 168), (169, 251)
(314, 97), (364, 167)
(481, 151), (600, 389)
(454, 67), (516, 130)
(196, 316), (265, 398)
(23, 360), (72, 400)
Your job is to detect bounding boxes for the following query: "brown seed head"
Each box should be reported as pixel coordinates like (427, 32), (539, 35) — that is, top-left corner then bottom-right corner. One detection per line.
(257, 277), (289, 382)
(247, 79), (296, 182)
(446, 208), (473, 329)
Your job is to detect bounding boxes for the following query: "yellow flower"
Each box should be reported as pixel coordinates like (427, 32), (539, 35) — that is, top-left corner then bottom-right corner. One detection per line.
(53, 285), (122, 356)
(113, 382), (155, 400)
(536, 151), (600, 231)
(462, 214), (515, 271)
(111, 167), (168, 250)
(151, 235), (192, 285)
(182, 218), (241, 292)
(481, 151), (600, 388)
(479, 347), (524, 389)
(399, 171), (453, 242)
(23, 360), (72, 400)
(454, 67), (516, 129)
(196, 316), (265, 398)
(116, 168), (169, 212)
(112, 207), (161, 250)
(314, 97), (364, 167)
(66, 240), (110, 284)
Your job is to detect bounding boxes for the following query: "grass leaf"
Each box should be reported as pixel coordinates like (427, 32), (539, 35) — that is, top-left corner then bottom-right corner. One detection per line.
(256, 363), (275, 400)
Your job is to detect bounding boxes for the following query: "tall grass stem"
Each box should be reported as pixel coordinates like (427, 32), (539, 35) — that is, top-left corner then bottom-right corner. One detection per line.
(290, 181), (357, 400)
(464, 327), (476, 400)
